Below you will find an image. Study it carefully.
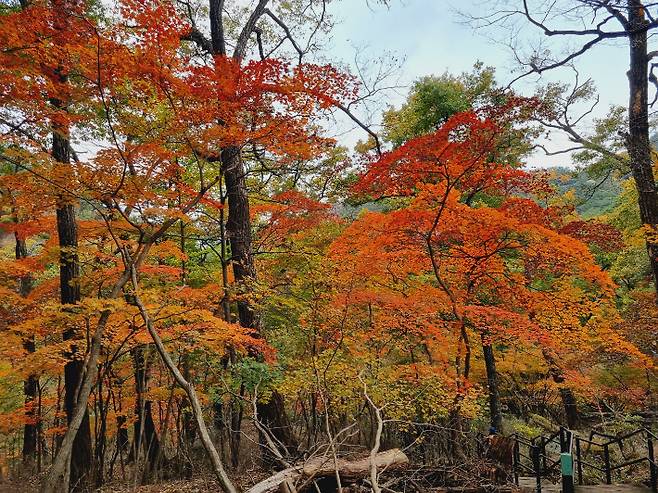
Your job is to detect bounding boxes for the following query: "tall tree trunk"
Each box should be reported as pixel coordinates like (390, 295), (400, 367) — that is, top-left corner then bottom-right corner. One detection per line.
(627, 0), (658, 297)
(481, 335), (502, 433)
(15, 232), (39, 465)
(13, 0), (38, 467)
(221, 147), (298, 454)
(55, 134), (92, 491)
(50, 1), (93, 488)
(52, 97), (92, 493)
(203, 0), (296, 459)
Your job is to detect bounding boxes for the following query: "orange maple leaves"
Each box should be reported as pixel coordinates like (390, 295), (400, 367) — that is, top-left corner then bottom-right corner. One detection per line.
(322, 102), (645, 407)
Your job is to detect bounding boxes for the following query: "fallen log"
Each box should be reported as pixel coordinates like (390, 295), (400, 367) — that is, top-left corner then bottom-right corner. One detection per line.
(246, 448), (409, 493)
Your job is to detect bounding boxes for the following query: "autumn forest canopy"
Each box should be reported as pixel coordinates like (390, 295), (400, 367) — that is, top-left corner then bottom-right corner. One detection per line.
(0, 1), (657, 492)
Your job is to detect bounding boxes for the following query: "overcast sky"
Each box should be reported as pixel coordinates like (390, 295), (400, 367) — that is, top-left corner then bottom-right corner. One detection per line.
(324, 0), (631, 168)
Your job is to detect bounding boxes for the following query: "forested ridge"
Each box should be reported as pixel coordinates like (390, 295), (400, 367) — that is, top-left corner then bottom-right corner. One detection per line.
(0, 1), (657, 492)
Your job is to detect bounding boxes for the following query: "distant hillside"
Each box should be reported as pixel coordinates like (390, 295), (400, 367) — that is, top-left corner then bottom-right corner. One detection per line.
(548, 167), (623, 218)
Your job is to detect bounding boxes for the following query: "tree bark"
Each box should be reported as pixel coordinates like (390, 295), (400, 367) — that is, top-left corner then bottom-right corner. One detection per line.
(49, 1), (92, 488)
(54, 113), (92, 493)
(245, 449), (409, 493)
(542, 349), (580, 429)
(130, 346), (161, 472)
(627, 0), (658, 297)
(221, 147), (258, 329)
(14, 232), (39, 465)
(481, 336), (502, 433)
(221, 127), (297, 457)
(559, 387), (580, 430)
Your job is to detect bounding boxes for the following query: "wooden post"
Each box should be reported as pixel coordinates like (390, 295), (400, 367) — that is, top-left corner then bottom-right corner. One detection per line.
(531, 445), (542, 493)
(648, 435), (657, 493)
(560, 428), (575, 493)
(576, 437), (583, 485)
(513, 439), (520, 485)
(604, 443), (612, 484)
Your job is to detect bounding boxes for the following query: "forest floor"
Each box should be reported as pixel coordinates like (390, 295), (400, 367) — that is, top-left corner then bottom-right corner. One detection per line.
(0, 474), (537, 493)
(0, 474), (265, 493)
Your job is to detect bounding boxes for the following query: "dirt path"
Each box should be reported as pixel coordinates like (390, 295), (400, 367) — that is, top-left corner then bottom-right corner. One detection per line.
(518, 477), (653, 492)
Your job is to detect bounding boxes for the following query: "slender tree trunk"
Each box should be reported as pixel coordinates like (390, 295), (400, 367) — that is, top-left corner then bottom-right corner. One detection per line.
(481, 335), (502, 433)
(627, 1), (658, 297)
(54, 116), (93, 493)
(542, 349), (580, 428)
(14, 232), (39, 465)
(116, 415), (129, 457)
(13, 0), (39, 468)
(559, 388), (580, 429)
(22, 342), (39, 464)
(12, 0), (40, 464)
(218, 200), (242, 467)
(178, 219), (198, 473)
(229, 382), (244, 468)
(93, 370), (112, 487)
(130, 346), (161, 473)
(180, 357), (197, 478)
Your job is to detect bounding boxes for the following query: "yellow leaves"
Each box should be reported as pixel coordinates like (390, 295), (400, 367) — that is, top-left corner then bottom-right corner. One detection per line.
(20, 343), (70, 378)
(642, 223), (658, 245)
(149, 240), (188, 263)
(77, 297), (126, 315)
(147, 385), (184, 402)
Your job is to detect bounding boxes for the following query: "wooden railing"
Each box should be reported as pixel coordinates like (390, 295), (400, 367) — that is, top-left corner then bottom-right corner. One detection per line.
(510, 426), (658, 492)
